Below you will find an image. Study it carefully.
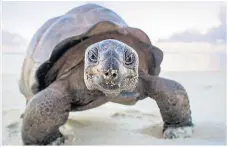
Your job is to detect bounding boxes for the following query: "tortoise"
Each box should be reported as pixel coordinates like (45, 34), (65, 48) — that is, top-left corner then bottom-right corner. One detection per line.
(19, 4), (193, 145)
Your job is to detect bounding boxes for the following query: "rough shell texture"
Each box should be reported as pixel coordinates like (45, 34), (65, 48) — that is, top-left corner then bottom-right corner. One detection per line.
(19, 4), (162, 98)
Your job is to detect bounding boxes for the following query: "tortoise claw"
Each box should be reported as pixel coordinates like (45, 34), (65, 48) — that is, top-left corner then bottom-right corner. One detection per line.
(49, 135), (65, 145)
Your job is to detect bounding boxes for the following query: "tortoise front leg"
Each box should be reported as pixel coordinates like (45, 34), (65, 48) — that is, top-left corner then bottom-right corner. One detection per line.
(139, 72), (193, 139)
(22, 80), (72, 145)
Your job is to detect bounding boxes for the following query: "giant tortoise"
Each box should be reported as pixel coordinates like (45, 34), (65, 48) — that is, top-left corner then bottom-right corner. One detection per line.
(19, 4), (193, 145)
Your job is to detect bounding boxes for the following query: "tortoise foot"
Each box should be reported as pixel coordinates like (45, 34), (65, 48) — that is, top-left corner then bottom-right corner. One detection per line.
(48, 134), (65, 145)
(163, 126), (193, 139)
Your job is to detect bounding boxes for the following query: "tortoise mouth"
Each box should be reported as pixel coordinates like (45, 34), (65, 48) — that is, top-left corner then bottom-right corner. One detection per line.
(100, 82), (120, 91)
(91, 75), (138, 93)
(94, 76), (122, 92)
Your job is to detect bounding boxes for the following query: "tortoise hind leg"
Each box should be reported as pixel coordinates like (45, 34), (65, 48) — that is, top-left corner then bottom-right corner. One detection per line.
(139, 72), (193, 139)
(21, 80), (72, 145)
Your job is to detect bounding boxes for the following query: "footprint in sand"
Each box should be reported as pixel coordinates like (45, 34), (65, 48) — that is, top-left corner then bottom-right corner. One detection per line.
(6, 121), (21, 138)
(137, 124), (164, 139)
(7, 122), (19, 129)
(111, 109), (164, 139)
(111, 109), (161, 121)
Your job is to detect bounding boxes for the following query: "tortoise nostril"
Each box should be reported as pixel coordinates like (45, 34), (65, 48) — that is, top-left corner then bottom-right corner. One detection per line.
(103, 70), (118, 80)
(104, 72), (109, 76)
(112, 73), (117, 78)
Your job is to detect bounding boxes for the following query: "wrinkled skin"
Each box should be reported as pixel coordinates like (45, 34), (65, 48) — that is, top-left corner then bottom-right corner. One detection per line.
(22, 39), (193, 145)
(84, 39), (139, 97)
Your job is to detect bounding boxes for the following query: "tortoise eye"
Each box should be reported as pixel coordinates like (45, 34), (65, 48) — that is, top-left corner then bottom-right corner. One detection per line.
(125, 51), (135, 65)
(88, 48), (98, 63)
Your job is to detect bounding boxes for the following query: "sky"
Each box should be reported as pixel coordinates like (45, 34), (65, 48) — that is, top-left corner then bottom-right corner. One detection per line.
(2, 1), (226, 43)
(158, 4), (226, 44)
(1, 1), (227, 71)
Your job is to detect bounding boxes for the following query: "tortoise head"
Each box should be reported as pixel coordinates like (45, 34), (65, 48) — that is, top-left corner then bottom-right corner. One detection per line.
(84, 39), (139, 97)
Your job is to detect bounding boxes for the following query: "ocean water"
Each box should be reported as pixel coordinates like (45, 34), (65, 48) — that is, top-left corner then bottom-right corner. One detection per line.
(2, 53), (26, 109)
(2, 53), (26, 74)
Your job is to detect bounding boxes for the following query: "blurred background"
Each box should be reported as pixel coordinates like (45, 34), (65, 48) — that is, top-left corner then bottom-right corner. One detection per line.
(2, 1), (226, 72)
(1, 1), (227, 145)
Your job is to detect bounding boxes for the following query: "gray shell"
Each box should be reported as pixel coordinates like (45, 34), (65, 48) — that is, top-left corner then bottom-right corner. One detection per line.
(19, 4), (160, 98)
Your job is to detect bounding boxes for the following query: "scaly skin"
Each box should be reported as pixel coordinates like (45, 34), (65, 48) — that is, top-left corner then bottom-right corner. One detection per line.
(21, 73), (140, 145)
(22, 80), (71, 145)
(138, 71), (193, 137)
